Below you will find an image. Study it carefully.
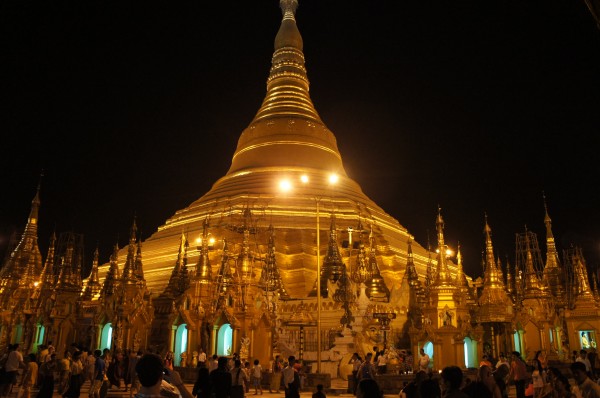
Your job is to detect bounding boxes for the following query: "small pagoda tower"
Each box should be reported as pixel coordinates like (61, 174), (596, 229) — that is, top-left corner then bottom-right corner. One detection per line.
(416, 208), (471, 370)
(514, 229), (555, 358)
(0, 185), (44, 350)
(476, 216), (513, 360)
(564, 247), (600, 352)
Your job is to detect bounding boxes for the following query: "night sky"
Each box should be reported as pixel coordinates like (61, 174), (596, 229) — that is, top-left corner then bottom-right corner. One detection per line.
(1, 1), (599, 279)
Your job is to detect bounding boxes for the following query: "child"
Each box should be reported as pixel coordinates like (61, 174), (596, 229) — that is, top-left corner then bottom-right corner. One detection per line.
(252, 359), (263, 395)
(312, 384), (326, 398)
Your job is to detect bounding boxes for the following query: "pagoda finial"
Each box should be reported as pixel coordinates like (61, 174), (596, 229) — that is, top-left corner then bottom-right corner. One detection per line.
(227, 0), (346, 177)
(280, 0), (298, 19)
(434, 207), (452, 285)
(122, 217), (138, 282)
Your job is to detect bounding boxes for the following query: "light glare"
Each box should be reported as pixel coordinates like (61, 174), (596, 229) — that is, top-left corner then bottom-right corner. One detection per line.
(279, 179), (292, 192)
(329, 173), (339, 185)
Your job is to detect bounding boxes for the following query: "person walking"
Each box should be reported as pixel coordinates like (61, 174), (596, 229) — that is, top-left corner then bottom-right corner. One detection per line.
(356, 353), (376, 382)
(229, 360), (247, 398)
(1, 344), (25, 397)
(89, 350), (106, 398)
(252, 359), (263, 395)
(509, 352), (528, 398)
(209, 357), (232, 398)
(63, 350), (83, 398)
(282, 356), (300, 398)
(270, 355), (282, 393)
(192, 367), (211, 398)
(37, 353), (57, 398)
(20, 354), (38, 398)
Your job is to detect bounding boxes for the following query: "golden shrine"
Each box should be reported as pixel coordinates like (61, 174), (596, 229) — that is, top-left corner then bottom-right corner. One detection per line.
(1, 0), (599, 380)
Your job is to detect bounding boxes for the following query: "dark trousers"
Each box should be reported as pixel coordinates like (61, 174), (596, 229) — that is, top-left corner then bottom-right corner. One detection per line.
(515, 379), (526, 398)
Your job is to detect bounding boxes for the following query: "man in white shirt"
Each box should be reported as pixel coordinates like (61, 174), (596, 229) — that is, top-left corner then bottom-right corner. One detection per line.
(198, 348), (207, 368)
(418, 348), (430, 371)
(577, 349), (593, 374)
(1, 344), (25, 396)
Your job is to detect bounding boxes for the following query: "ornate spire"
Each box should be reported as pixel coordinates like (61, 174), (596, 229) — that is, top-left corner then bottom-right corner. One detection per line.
(162, 232), (190, 298)
(541, 195), (566, 307)
(315, 215), (344, 297)
(39, 232), (57, 287)
(102, 244), (120, 297)
(522, 231), (545, 299)
(82, 246), (101, 301)
(350, 220), (370, 285)
(433, 207), (452, 286)
(0, 184), (43, 288)
(478, 218), (512, 323)
(227, 0), (346, 176)
(405, 235), (420, 287)
(122, 219), (138, 283)
(259, 225), (290, 300)
(195, 218), (212, 284)
(56, 238), (75, 289)
(364, 226), (390, 302)
(134, 238), (145, 283)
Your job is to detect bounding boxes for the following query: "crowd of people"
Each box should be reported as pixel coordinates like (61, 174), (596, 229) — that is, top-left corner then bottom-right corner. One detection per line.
(6, 343), (600, 398)
(0, 342), (144, 398)
(397, 349), (600, 398)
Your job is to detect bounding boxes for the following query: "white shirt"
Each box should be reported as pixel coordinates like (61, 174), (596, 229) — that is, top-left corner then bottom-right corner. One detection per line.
(5, 350), (23, 372)
(419, 354), (430, 369)
(253, 364), (262, 378)
(282, 366), (295, 384)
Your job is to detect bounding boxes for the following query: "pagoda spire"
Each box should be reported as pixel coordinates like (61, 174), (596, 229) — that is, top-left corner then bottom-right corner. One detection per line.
(483, 214), (500, 278)
(162, 232), (190, 299)
(543, 195), (560, 269)
(227, 0), (346, 176)
(478, 218), (512, 323)
(364, 225), (390, 302)
(102, 244), (120, 297)
(405, 235), (420, 287)
(522, 230), (545, 299)
(350, 219), (370, 285)
(195, 218), (212, 283)
(122, 219), (138, 283)
(541, 195), (566, 307)
(0, 183), (43, 286)
(56, 238), (75, 288)
(39, 232), (57, 287)
(134, 239), (145, 282)
(433, 207), (452, 286)
(317, 215), (344, 296)
(259, 224), (290, 300)
(82, 246), (101, 300)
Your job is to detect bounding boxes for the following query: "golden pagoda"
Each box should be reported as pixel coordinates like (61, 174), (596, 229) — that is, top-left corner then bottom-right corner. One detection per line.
(93, 0), (438, 371)
(476, 216), (513, 359)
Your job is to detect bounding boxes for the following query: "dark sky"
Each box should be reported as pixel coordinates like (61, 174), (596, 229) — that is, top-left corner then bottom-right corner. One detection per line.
(1, 0), (599, 279)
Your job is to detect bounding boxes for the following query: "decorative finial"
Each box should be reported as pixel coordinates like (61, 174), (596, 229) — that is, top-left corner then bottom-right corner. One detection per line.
(280, 0), (298, 19)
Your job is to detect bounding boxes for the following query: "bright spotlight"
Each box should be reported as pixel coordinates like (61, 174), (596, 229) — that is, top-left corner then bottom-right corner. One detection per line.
(279, 179), (292, 192)
(328, 173), (339, 185)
